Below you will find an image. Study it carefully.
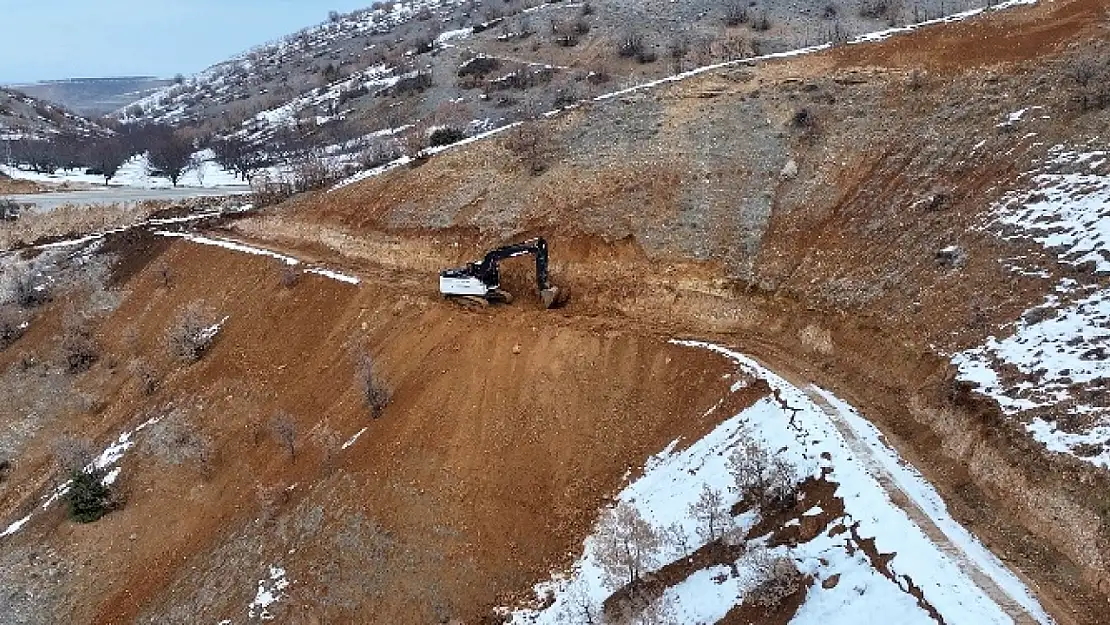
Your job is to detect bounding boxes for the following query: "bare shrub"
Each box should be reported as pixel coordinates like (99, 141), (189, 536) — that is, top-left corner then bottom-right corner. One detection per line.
(356, 352), (391, 418)
(270, 412), (298, 460)
(859, 0), (891, 19)
(250, 171), (296, 208)
(688, 484), (731, 542)
(764, 457), (798, 511)
(358, 137), (404, 169)
(723, 0), (749, 25)
(746, 551), (805, 607)
(61, 315), (99, 374)
(279, 264), (300, 288)
(165, 301), (222, 363)
(145, 411), (214, 477)
(128, 358), (160, 395)
(594, 502), (661, 589)
(752, 10), (772, 31)
(617, 30), (645, 59)
(505, 120), (556, 175)
(11, 270), (50, 309)
(0, 307), (27, 351)
(255, 481), (291, 521)
(728, 436), (798, 511)
(728, 436), (770, 496)
(1071, 51), (1110, 111)
(52, 436), (93, 473)
(290, 152), (341, 193)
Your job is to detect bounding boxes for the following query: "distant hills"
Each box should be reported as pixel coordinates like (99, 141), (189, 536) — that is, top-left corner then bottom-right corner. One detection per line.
(8, 77), (174, 117)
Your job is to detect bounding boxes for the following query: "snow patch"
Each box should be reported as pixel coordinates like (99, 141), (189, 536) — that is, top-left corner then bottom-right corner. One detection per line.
(248, 565), (291, 620)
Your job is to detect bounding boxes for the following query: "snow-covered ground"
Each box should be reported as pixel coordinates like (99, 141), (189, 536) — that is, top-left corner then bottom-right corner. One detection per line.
(508, 341), (1050, 624)
(954, 145), (1110, 468)
(1, 150), (247, 191)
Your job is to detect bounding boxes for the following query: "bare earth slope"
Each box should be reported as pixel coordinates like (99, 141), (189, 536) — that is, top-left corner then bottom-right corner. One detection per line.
(2, 1), (1110, 623)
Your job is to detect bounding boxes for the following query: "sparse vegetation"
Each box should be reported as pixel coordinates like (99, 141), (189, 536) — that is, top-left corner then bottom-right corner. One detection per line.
(688, 484), (731, 542)
(594, 501), (661, 589)
(356, 352), (391, 418)
(270, 412), (298, 460)
(505, 120), (556, 175)
(746, 550), (806, 607)
(61, 315), (99, 374)
(166, 301), (222, 363)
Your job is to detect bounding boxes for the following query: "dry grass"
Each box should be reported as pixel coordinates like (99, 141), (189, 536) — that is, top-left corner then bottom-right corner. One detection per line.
(0, 202), (159, 249)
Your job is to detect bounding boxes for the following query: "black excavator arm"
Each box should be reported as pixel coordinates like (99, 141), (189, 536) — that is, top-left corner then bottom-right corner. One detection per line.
(440, 237), (567, 308)
(472, 237), (552, 294)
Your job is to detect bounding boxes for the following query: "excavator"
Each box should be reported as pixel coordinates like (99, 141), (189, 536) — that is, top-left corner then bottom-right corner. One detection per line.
(439, 237), (568, 308)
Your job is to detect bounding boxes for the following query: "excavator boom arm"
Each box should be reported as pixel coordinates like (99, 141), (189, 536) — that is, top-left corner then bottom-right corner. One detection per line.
(476, 237), (550, 292)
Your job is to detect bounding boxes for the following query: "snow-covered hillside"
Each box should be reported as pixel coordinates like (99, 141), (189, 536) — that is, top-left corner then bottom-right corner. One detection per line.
(0, 87), (109, 140)
(508, 341), (1050, 624)
(118, 0), (466, 128)
(954, 143), (1110, 469)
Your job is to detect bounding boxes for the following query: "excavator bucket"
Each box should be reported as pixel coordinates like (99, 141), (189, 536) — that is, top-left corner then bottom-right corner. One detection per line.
(541, 285), (569, 309)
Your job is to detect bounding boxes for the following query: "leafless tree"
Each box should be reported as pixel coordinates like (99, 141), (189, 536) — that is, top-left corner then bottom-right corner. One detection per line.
(688, 484), (731, 542)
(86, 138), (131, 186)
(146, 127), (195, 187)
(727, 435), (770, 497)
(593, 502), (661, 590)
(746, 549), (805, 607)
(661, 521), (693, 560)
(61, 314), (99, 374)
(270, 412), (298, 460)
(165, 301), (221, 363)
(356, 352), (391, 418)
(505, 120), (556, 175)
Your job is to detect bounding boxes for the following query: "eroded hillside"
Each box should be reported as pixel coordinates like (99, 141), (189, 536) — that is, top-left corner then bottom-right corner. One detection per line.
(2, 0), (1109, 623)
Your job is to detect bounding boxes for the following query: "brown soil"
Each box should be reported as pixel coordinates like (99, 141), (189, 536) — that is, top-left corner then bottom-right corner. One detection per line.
(4, 1), (1110, 623)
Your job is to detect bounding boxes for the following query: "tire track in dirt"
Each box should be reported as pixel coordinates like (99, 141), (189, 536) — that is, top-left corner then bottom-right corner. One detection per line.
(799, 383), (1049, 625)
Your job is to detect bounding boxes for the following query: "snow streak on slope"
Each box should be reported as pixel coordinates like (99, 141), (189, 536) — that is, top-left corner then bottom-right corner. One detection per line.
(0, 414), (163, 539)
(954, 145), (1110, 468)
(509, 341), (1050, 624)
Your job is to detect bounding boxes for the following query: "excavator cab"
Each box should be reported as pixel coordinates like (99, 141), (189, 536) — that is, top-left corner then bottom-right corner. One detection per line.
(439, 237), (568, 308)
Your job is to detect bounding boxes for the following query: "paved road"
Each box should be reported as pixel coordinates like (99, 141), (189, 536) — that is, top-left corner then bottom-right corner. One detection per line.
(1, 186), (250, 212)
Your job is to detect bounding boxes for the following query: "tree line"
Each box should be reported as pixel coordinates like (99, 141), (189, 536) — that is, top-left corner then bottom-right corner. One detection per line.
(1, 125), (270, 187)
